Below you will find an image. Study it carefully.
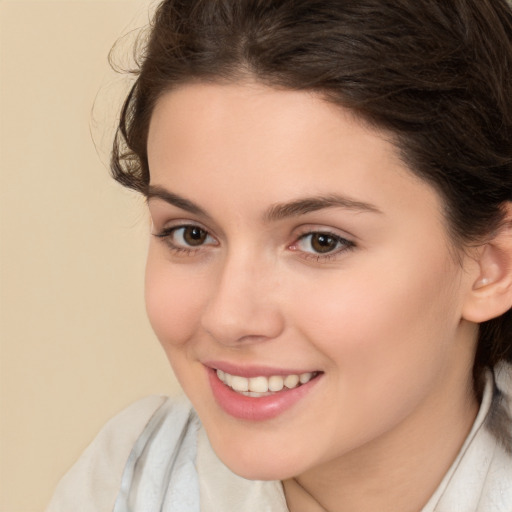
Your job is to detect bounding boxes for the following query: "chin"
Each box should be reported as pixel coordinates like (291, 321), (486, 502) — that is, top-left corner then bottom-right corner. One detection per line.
(207, 432), (305, 481)
(224, 456), (296, 482)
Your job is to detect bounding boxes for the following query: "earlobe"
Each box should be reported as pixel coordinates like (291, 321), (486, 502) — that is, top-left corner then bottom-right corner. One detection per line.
(462, 204), (512, 323)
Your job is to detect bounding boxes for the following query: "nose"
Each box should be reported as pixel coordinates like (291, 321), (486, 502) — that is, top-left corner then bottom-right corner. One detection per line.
(200, 251), (285, 346)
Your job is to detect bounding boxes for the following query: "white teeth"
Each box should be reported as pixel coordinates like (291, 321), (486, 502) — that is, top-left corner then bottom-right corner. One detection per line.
(231, 375), (249, 392)
(249, 376), (268, 393)
(268, 375), (284, 392)
(299, 372), (313, 384)
(283, 374), (299, 388)
(216, 369), (317, 395)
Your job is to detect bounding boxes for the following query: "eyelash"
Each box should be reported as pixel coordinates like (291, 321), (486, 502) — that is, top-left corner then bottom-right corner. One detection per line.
(152, 224), (356, 261)
(153, 225), (217, 256)
(291, 231), (356, 261)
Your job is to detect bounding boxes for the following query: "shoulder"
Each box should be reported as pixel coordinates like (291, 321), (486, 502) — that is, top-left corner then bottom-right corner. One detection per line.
(477, 362), (512, 511)
(427, 363), (512, 512)
(46, 395), (188, 512)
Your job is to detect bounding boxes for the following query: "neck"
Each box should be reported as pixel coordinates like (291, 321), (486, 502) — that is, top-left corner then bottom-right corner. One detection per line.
(283, 361), (479, 512)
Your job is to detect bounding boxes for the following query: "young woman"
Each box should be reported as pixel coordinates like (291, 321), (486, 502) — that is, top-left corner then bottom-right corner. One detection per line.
(48, 1), (512, 510)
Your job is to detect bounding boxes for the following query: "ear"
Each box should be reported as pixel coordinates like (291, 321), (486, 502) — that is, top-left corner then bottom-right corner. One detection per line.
(462, 203), (512, 323)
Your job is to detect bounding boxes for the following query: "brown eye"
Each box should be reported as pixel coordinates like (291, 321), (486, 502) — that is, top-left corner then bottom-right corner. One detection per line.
(154, 225), (216, 249)
(293, 231), (354, 258)
(310, 233), (340, 253)
(182, 226), (208, 246)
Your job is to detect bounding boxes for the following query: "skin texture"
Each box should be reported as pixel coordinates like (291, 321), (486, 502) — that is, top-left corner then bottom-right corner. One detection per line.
(145, 83), (484, 512)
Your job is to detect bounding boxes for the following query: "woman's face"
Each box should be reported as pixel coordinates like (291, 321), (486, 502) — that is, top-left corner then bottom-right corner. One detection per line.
(145, 83), (478, 480)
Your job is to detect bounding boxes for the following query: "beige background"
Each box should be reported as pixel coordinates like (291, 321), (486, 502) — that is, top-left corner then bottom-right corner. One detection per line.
(0, 1), (181, 511)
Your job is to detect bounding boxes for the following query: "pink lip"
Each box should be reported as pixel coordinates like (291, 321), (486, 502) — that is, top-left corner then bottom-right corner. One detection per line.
(206, 365), (322, 421)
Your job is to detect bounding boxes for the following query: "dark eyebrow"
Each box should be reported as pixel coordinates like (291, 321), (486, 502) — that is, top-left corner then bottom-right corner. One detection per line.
(264, 195), (382, 222)
(146, 185), (209, 218)
(147, 185), (381, 222)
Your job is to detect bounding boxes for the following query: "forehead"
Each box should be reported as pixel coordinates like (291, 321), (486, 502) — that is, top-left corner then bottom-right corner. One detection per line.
(148, 81), (396, 162)
(147, 82), (443, 228)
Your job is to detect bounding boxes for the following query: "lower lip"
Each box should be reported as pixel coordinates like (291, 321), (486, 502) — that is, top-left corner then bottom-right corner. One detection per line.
(207, 368), (321, 421)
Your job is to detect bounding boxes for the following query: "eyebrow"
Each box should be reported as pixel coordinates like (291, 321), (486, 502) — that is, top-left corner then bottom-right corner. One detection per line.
(146, 185), (210, 218)
(146, 185), (381, 221)
(264, 195), (382, 222)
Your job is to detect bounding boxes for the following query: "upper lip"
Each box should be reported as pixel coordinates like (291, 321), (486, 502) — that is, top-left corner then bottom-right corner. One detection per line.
(203, 360), (321, 378)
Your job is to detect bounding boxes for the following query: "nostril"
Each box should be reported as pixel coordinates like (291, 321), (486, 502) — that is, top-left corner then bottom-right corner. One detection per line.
(200, 300), (285, 346)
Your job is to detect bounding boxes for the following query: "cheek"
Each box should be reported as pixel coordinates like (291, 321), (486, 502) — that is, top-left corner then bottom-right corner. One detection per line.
(292, 250), (462, 385)
(279, 253), (465, 453)
(144, 250), (206, 349)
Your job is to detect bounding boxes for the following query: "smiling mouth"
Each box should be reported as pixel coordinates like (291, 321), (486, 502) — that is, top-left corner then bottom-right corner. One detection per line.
(215, 369), (321, 397)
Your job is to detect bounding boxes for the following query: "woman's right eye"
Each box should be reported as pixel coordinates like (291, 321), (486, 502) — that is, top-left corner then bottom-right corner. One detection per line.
(153, 225), (218, 253)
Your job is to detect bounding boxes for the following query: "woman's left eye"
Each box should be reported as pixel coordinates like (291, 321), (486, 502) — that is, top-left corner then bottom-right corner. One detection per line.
(292, 232), (355, 257)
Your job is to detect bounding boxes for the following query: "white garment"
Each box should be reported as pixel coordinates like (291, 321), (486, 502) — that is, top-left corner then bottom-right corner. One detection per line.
(47, 364), (512, 512)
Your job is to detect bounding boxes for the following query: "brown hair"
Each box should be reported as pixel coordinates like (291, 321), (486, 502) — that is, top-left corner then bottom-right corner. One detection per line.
(111, 0), (512, 376)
